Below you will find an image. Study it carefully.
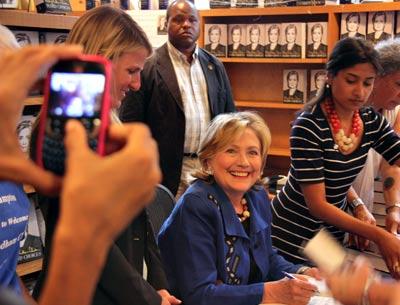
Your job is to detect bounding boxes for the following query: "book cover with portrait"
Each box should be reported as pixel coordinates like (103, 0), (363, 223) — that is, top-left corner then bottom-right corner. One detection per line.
(306, 22), (328, 58)
(43, 32), (68, 44)
(209, 0), (231, 8)
(235, 0), (258, 7)
(309, 69), (327, 101)
(367, 11), (394, 45)
(282, 69), (307, 104)
(396, 11), (400, 38)
(340, 12), (367, 40)
(227, 24), (247, 57)
(17, 115), (36, 155)
(280, 23), (306, 58)
(204, 24), (227, 57)
(12, 30), (40, 47)
(264, 23), (282, 58)
(245, 24), (265, 58)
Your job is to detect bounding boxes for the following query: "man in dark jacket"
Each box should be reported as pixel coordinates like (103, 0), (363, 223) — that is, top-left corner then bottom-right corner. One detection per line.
(119, 0), (235, 197)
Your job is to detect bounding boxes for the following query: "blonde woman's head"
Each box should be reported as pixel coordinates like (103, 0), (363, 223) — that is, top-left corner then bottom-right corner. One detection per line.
(0, 25), (20, 52)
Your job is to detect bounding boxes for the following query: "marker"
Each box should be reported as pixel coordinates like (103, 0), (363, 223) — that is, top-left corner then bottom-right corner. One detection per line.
(282, 271), (296, 279)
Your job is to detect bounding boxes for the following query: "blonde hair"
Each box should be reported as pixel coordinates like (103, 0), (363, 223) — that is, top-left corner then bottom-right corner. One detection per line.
(66, 6), (152, 60)
(193, 111), (271, 183)
(0, 25), (20, 52)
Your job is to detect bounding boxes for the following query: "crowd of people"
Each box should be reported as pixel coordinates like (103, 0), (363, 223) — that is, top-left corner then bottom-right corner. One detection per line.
(1, 1), (400, 305)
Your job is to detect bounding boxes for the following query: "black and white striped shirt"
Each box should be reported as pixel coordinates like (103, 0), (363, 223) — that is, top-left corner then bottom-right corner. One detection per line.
(271, 103), (400, 264)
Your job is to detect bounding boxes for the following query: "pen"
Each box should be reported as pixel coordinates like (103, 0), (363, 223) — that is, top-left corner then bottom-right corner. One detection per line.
(282, 271), (296, 279)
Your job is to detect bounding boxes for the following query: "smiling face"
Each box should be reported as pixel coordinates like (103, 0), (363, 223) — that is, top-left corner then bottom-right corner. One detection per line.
(112, 48), (148, 108)
(167, 1), (200, 52)
(232, 28), (241, 43)
(209, 28), (220, 43)
(288, 73), (298, 89)
(286, 27), (296, 43)
(250, 28), (260, 44)
(373, 14), (385, 32)
(347, 15), (360, 33)
(329, 63), (376, 113)
(312, 26), (322, 43)
(18, 127), (30, 153)
(269, 28), (279, 43)
(206, 128), (262, 202)
(315, 74), (326, 89)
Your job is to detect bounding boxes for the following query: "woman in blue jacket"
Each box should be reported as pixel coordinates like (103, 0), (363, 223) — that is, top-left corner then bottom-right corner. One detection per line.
(158, 112), (319, 305)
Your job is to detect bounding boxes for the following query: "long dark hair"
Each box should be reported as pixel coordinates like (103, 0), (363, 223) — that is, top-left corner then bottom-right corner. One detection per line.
(301, 37), (381, 114)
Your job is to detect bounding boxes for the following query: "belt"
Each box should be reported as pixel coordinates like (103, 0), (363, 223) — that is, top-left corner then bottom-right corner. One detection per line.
(183, 152), (198, 158)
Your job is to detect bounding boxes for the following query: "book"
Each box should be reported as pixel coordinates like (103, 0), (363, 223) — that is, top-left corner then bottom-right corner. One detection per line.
(283, 69), (307, 104)
(227, 24), (247, 58)
(204, 24), (227, 57)
(12, 30), (39, 46)
(280, 22), (306, 58)
(264, 23), (282, 58)
(209, 0), (231, 7)
(245, 24), (265, 58)
(340, 12), (367, 40)
(366, 11), (394, 45)
(309, 69), (327, 100)
(17, 115), (36, 154)
(306, 22), (328, 58)
(18, 196), (44, 264)
(235, 0), (258, 7)
(43, 32), (68, 44)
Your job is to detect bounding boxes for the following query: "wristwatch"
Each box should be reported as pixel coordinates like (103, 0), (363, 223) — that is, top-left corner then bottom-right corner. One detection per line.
(349, 197), (365, 210)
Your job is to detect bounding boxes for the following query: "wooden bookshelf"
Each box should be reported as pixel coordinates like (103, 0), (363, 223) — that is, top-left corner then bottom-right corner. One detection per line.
(0, 9), (79, 29)
(236, 100), (303, 109)
(17, 258), (43, 276)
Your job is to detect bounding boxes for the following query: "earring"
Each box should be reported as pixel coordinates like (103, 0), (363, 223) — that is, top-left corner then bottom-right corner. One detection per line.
(205, 168), (213, 176)
(326, 83), (330, 89)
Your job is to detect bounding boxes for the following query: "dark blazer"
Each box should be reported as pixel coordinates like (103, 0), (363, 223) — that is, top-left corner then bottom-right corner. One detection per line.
(264, 43), (282, 57)
(204, 43), (226, 57)
(119, 43), (235, 196)
(283, 89), (304, 103)
(281, 43), (302, 58)
(340, 32), (366, 39)
(366, 31), (392, 44)
(245, 43), (264, 57)
(227, 43), (246, 57)
(306, 43), (327, 58)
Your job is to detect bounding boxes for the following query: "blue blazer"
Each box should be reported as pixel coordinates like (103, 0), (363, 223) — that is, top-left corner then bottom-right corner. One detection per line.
(158, 180), (302, 305)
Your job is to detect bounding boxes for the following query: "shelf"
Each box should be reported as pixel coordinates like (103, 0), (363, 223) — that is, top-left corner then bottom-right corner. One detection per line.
(221, 57), (326, 64)
(236, 100), (303, 109)
(0, 10), (79, 29)
(23, 184), (36, 194)
(24, 96), (43, 106)
(200, 3), (400, 17)
(17, 258), (43, 276)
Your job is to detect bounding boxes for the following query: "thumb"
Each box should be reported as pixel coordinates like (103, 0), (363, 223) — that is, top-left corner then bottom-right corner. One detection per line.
(64, 120), (89, 157)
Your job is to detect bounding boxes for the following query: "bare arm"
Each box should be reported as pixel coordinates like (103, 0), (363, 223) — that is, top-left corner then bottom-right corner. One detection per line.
(301, 182), (400, 278)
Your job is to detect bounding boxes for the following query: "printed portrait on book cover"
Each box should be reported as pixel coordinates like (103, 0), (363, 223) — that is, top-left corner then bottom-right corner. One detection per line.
(157, 14), (167, 35)
(228, 24), (246, 57)
(265, 24), (282, 58)
(306, 22), (328, 58)
(366, 11), (394, 45)
(283, 69), (306, 104)
(45, 32), (68, 44)
(309, 70), (327, 100)
(281, 23), (302, 58)
(17, 116), (35, 154)
(204, 24), (227, 57)
(396, 12), (400, 38)
(0, 0), (18, 9)
(340, 12), (366, 40)
(246, 24), (265, 58)
(13, 30), (40, 47)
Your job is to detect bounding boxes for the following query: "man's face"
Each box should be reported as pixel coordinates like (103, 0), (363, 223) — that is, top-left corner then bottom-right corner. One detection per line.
(167, 1), (200, 51)
(372, 72), (400, 110)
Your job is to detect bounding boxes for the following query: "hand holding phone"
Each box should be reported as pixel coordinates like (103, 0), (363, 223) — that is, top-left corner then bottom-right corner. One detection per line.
(36, 55), (112, 175)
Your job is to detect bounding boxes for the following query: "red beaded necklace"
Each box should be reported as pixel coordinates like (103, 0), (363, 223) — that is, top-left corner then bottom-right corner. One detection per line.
(324, 99), (362, 152)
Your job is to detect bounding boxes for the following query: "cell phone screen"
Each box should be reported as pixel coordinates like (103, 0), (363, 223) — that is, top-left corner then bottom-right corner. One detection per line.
(48, 72), (106, 118)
